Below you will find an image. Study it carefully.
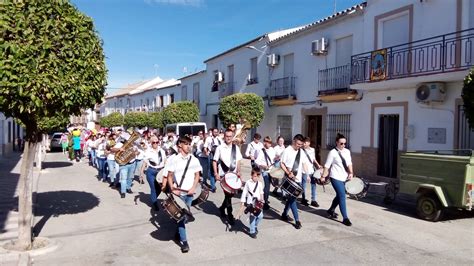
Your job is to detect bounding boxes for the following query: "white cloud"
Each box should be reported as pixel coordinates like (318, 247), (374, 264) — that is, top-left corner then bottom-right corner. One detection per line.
(145, 0), (204, 7)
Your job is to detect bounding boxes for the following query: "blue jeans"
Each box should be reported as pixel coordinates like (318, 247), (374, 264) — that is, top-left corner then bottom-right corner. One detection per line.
(89, 149), (96, 167)
(178, 195), (193, 242)
(145, 167), (161, 204)
(97, 157), (107, 180)
(262, 171), (271, 203)
(301, 174), (318, 201)
(119, 163), (135, 194)
(107, 159), (119, 183)
(329, 178), (348, 219)
(207, 157), (216, 190)
(198, 157), (209, 185)
(283, 196), (299, 221)
(134, 160), (143, 177)
(249, 211), (263, 234)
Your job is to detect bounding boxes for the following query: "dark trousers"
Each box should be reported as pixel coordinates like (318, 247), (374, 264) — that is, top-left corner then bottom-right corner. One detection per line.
(220, 193), (233, 216)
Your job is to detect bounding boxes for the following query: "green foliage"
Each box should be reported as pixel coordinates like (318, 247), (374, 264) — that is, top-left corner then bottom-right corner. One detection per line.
(462, 68), (474, 129)
(148, 112), (164, 129)
(99, 112), (123, 128)
(0, 0), (107, 139)
(38, 114), (69, 133)
(162, 101), (199, 125)
(218, 93), (264, 128)
(124, 111), (149, 128)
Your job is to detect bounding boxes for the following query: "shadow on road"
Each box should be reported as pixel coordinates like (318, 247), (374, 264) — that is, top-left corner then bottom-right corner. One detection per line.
(31, 190), (100, 237)
(0, 153), (21, 234)
(42, 161), (73, 169)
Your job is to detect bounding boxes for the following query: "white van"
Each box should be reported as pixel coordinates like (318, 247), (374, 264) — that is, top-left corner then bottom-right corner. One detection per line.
(165, 122), (207, 137)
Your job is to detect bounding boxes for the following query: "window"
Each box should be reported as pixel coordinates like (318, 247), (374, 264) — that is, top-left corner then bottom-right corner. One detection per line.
(159, 96), (164, 107)
(212, 70), (219, 92)
(248, 57), (258, 85)
(170, 94), (174, 104)
(283, 53), (294, 78)
(193, 82), (200, 106)
(336, 35), (353, 66)
(146, 98), (150, 108)
(326, 114), (351, 149)
(276, 115), (292, 144)
(213, 114), (219, 128)
(181, 85), (188, 101)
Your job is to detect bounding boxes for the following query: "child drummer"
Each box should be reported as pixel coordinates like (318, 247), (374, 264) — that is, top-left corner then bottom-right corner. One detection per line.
(237, 168), (264, 239)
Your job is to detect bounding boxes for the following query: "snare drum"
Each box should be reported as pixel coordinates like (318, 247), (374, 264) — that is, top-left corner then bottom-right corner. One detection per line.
(220, 173), (242, 194)
(345, 176), (369, 200)
(281, 177), (303, 198)
(312, 169), (330, 185)
(251, 198), (264, 216)
(192, 184), (209, 206)
(269, 167), (285, 187)
(161, 195), (192, 221)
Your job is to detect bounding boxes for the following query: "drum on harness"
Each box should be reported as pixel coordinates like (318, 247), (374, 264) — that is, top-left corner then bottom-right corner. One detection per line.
(345, 176), (369, 199)
(220, 172), (242, 194)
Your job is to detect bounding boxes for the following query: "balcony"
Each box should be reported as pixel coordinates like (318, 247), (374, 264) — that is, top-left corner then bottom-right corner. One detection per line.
(246, 77), (258, 85)
(218, 81), (235, 98)
(351, 28), (474, 85)
(267, 76), (297, 105)
(318, 65), (358, 102)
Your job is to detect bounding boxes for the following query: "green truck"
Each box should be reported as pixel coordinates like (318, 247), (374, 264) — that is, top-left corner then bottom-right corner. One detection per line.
(396, 150), (473, 222)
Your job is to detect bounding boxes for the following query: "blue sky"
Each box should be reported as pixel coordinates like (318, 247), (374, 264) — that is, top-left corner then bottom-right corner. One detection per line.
(71, 0), (363, 92)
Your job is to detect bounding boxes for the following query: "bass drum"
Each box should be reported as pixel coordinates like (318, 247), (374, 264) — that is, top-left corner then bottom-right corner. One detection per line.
(345, 176), (369, 200)
(269, 167), (285, 187)
(191, 184), (209, 206)
(161, 194), (193, 222)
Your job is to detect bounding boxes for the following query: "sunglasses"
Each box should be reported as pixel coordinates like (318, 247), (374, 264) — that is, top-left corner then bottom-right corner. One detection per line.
(152, 141), (159, 144)
(338, 142), (346, 145)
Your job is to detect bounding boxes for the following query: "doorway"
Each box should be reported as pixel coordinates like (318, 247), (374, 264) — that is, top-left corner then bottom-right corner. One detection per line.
(307, 115), (322, 163)
(377, 114), (399, 178)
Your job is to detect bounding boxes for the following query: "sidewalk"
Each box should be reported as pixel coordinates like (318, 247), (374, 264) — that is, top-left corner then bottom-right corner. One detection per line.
(0, 153), (23, 243)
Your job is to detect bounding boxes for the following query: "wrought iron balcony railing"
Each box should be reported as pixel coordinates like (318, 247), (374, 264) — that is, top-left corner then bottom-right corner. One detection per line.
(267, 76), (297, 99)
(218, 81), (236, 98)
(351, 28), (474, 84)
(318, 64), (351, 95)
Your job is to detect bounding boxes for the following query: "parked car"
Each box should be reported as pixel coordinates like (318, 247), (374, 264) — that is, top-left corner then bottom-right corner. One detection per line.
(396, 150), (473, 222)
(49, 132), (64, 151)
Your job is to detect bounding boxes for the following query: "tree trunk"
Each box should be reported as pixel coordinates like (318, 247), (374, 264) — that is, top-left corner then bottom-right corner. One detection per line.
(17, 140), (37, 250)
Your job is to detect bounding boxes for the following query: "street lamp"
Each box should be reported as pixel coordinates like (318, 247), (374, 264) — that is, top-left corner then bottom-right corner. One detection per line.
(245, 45), (268, 54)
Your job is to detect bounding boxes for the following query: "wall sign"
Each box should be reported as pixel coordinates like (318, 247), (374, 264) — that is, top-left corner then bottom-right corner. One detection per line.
(370, 48), (387, 81)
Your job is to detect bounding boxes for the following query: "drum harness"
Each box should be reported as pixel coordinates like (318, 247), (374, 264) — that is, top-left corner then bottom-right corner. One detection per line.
(218, 144), (237, 174)
(261, 148), (273, 171)
(245, 182), (261, 215)
(173, 156), (192, 194)
(148, 149), (163, 168)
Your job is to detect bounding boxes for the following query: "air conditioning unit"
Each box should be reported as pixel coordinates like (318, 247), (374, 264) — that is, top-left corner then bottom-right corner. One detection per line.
(266, 54), (280, 67)
(214, 71), (224, 83)
(415, 82), (446, 103)
(311, 37), (329, 55)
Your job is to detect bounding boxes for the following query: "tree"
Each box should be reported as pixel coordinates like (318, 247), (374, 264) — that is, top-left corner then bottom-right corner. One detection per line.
(37, 114), (70, 133)
(0, 1), (107, 249)
(162, 101), (199, 125)
(99, 112), (123, 128)
(148, 111), (164, 129)
(124, 111), (148, 129)
(218, 93), (264, 128)
(462, 68), (474, 129)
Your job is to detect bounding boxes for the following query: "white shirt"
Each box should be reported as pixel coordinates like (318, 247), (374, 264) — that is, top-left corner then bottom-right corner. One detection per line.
(213, 143), (242, 176)
(144, 148), (166, 169)
(274, 145), (286, 158)
(245, 141), (263, 159)
(106, 141), (119, 160)
(96, 141), (107, 158)
(240, 179), (264, 204)
(302, 147), (316, 175)
(205, 136), (222, 153)
(280, 146), (309, 183)
(255, 146), (276, 172)
(86, 139), (94, 151)
(195, 138), (207, 158)
(167, 153), (202, 191)
(162, 154), (176, 180)
(136, 148), (146, 160)
(324, 148), (352, 182)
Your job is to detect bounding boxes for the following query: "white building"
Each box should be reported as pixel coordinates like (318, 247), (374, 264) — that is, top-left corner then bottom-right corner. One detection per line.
(0, 113), (24, 156)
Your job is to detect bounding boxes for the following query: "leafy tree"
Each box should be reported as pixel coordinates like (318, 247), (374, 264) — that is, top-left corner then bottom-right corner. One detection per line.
(462, 68), (474, 129)
(99, 112), (123, 128)
(162, 101), (199, 125)
(37, 114), (70, 133)
(148, 111), (164, 129)
(218, 93), (264, 128)
(0, 0), (107, 249)
(124, 111), (148, 128)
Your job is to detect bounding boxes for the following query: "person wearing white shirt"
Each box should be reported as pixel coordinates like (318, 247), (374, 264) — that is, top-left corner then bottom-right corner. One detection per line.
(273, 136), (286, 166)
(322, 133), (353, 227)
(255, 136), (275, 210)
(167, 136), (202, 253)
(86, 135), (97, 168)
(134, 140), (147, 184)
(301, 137), (323, 208)
(95, 134), (108, 182)
(112, 134), (138, 199)
(213, 129), (242, 225)
(205, 128), (222, 192)
(142, 136), (167, 211)
(194, 130), (209, 187)
(245, 133), (263, 169)
(237, 168), (264, 239)
(279, 134), (309, 230)
(106, 133), (119, 188)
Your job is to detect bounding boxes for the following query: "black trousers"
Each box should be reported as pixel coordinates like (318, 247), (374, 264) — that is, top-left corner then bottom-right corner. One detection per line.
(220, 193), (233, 215)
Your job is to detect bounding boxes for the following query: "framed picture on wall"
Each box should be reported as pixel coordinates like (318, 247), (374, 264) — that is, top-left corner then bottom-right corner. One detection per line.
(370, 48), (387, 81)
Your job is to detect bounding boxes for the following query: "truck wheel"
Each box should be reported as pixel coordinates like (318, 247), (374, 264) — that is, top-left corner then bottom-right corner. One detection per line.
(416, 194), (443, 222)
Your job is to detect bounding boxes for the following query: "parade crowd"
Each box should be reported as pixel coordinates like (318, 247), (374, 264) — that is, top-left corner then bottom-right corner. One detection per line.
(56, 124), (354, 253)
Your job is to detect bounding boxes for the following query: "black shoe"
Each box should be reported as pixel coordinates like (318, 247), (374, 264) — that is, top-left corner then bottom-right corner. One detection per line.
(327, 210), (338, 219)
(126, 189), (133, 194)
(219, 206), (226, 217)
(121, 193), (125, 198)
(342, 218), (352, 226)
(228, 215), (235, 226)
(280, 214), (293, 222)
(109, 183), (114, 187)
(181, 241), (189, 253)
(295, 221), (302, 229)
(211, 188), (216, 193)
(153, 202), (160, 212)
(300, 199), (309, 206)
(310, 201), (320, 208)
(263, 203), (270, 210)
(174, 232), (180, 242)
(249, 233), (257, 239)
(114, 183), (120, 188)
